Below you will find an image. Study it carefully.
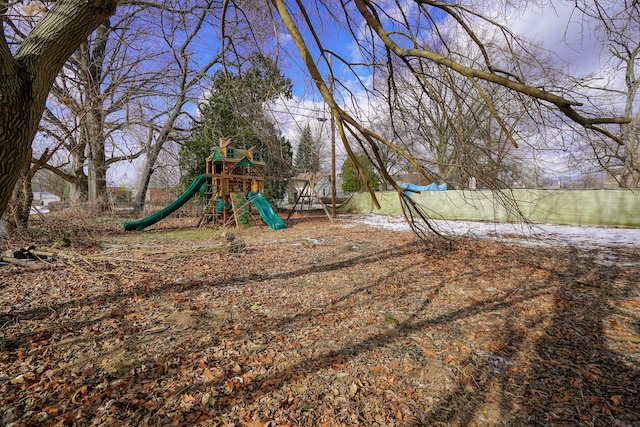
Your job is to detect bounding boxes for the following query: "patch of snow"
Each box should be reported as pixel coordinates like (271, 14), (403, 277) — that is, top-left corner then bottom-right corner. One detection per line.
(302, 237), (323, 245)
(345, 214), (640, 250)
(30, 206), (49, 214)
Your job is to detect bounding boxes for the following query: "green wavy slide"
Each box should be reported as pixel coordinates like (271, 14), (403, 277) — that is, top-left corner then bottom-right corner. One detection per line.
(122, 175), (207, 231)
(248, 191), (286, 230)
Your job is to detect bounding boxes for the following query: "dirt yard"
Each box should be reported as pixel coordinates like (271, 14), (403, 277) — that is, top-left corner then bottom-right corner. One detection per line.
(1, 210), (639, 426)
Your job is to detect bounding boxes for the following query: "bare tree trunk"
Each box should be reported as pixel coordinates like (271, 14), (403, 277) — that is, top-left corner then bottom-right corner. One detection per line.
(69, 142), (89, 203)
(133, 122), (177, 213)
(8, 175), (34, 230)
(130, 1), (225, 213)
(88, 139), (110, 209)
(5, 148), (34, 230)
(621, 112), (640, 187)
(621, 53), (640, 186)
(133, 162), (153, 212)
(0, 0), (118, 219)
(0, 73), (35, 224)
(77, 24), (110, 207)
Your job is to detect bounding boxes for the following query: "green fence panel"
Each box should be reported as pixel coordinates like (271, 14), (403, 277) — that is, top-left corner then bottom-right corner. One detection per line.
(338, 189), (640, 227)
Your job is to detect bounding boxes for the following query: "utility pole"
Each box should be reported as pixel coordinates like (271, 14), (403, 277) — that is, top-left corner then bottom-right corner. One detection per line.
(329, 54), (337, 217)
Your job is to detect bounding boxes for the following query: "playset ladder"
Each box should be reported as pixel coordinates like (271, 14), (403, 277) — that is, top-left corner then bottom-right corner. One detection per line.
(198, 194), (219, 227)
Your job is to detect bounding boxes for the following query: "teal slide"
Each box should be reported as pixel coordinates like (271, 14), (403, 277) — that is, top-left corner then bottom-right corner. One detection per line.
(248, 191), (286, 230)
(122, 175), (207, 231)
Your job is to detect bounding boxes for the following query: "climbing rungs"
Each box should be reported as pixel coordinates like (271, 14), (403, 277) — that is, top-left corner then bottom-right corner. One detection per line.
(230, 193), (253, 228)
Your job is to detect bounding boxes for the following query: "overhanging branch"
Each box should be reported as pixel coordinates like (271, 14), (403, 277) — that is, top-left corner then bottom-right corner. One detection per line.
(353, 0), (629, 144)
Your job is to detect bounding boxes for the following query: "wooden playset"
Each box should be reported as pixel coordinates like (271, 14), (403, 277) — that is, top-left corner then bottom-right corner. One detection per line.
(123, 137), (287, 231)
(199, 138), (266, 228)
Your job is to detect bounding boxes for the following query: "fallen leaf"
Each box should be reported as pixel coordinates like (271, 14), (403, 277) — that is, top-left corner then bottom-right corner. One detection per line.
(142, 400), (161, 410)
(71, 385), (88, 404)
(349, 382), (358, 397)
(203, 368), (220, 380)
(553, 391), (570, 402)
(610, 395), (623, 406)
(261, 377), (282, 390)
(486, 341), (504, 351)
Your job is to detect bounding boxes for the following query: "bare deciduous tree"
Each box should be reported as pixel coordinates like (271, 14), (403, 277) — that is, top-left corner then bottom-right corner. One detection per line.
(38, 9), (161, 206)
(132, 0), (227, 212)
(566, 0), (640, 186)
(8, 1), (227, 223)
(1, 0), (119, 225)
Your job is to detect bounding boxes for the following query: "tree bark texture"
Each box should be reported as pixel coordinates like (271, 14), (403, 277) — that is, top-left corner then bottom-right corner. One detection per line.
(7, 148), (34, 229)
(0, 0), (119, 218)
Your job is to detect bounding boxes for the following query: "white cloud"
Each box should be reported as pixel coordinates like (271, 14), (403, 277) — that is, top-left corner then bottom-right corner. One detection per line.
(504, 3), (603, 74)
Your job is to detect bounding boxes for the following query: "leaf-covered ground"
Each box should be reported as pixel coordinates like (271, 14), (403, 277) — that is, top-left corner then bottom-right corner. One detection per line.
(1, 210), (639, 426)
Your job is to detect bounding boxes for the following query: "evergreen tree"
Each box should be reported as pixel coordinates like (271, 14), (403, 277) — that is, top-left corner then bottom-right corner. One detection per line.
(293, 124), (321, 174)
(179, 54), (293, 198)
(340, 153), (380, 192)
